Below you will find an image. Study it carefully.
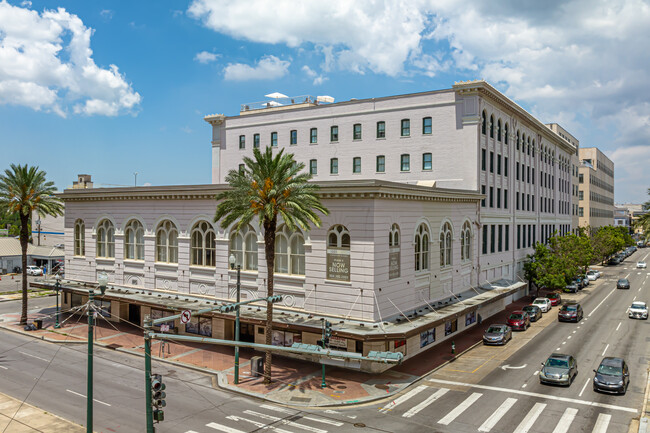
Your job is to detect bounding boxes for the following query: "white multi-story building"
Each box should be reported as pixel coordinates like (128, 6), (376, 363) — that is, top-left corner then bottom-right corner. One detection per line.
(56, 80), (577, 369)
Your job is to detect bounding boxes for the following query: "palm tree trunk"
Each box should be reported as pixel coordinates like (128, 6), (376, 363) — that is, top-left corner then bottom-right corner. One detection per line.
(19, 214), (29, 325)
(263, 217), (277, 384)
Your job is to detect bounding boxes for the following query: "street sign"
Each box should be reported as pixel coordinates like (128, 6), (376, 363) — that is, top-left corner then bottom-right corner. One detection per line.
(180, 310), (191, 324)
(160, 324), (170, 332)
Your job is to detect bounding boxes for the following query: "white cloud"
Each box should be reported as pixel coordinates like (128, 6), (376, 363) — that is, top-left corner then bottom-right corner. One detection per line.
(194, 51), (219, 64)
(224, 55), (290, 81)
(100, 9), (113, 20)
(0, 1), (140, 116)
(301, 65), (327, 86)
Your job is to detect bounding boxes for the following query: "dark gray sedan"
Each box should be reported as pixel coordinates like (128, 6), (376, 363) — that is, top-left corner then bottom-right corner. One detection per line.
(593, 357), (629, 394)
(522, 305), (542, 322)
(617, 278), (630, 290)
(482, 324), (512, 345)
(540, 353), (578, 386)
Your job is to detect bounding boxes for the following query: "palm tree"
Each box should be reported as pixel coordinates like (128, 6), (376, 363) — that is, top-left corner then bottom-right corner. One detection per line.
(215, 147), (328, 384)
(0, 164), (63, 325)
(635, 188), (650, 236)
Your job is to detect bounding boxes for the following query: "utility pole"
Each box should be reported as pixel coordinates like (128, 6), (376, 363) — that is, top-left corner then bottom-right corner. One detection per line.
(133, 172), (138, 187)
(229, 254), (241, 384)
(87, 272), (108, 433)
(36, 219), (41, 246)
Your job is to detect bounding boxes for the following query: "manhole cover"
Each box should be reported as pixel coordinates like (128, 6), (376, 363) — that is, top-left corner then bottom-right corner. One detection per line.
(353, 423), (366, 428)
(290, 397), (311, 403)
(374, 384), (389, 390)
(336, 385), (347, 390)
(105, 343), (122, 350)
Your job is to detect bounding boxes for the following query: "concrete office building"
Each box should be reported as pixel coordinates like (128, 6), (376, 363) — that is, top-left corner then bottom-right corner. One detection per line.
(57, 80), (577, 369)
(578, 148), (615, 229)
(546, 123), (581, 234)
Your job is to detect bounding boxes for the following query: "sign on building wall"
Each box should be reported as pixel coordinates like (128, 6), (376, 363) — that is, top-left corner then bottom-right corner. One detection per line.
(389, 251), (400, 279)
(327, 253), (350, 281)
(465, 311), (477, 326)
(420, 328), (436, 348)
(444, 318), (457, 336)
(272, 330), (302, 347)
(329, 336), (347, 350)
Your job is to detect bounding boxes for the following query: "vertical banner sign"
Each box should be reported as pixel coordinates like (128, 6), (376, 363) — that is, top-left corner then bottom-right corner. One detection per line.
(327, 252), (350, 281)
(389, 251), (400, 279)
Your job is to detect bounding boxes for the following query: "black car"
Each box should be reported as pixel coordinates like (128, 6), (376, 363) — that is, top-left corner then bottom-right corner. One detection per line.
(617, 278), (630, 290)
(522, 305), (542, 322)
(593, 357), (629, 394)
(558, 302), (583, 322)
(482, 324), (512, 345)
(608, 257), (621, 265)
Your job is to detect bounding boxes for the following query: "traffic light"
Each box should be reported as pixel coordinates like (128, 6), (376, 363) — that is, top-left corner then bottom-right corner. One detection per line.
(219, 303), (237, 313)
(151, 374), (166, 423)
(324, 321), (332, 347)
(267, 295), (283, 303)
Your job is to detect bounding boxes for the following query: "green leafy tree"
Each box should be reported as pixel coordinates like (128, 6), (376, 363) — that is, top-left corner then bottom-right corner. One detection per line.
(214, 147), (329, 384)
(0, 164), (63, 325)
(525, 242), (568, 292)
(590, 225), (626, 264)
(636, 188), (650, 235)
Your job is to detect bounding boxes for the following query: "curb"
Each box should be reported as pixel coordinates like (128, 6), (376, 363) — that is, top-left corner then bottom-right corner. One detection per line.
(0, 292), (57, 303)
(639, 367), (650, 433)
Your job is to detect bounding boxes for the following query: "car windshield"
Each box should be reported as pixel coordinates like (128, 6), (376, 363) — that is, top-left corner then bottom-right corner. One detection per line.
(561, 305), (577, 311)
(631, 303), (646, 309)
(597, 364), (622, 376)
(548, 294), (558, 298)
(486, 327), (503, 333)
(618, 279), (628, 284)
(545, 358), (569, 368)
(533, 300), (545, 304)
(509, 314), (523, 319)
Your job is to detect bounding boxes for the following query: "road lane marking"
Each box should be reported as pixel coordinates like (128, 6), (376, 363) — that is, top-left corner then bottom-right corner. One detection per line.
(437, 392), (482, 425)
(403, 388), (448, 418)
(427, 378), (637, 413)
(616, 322), (622, 331)
(572, 331), (576, 334)
(533, 371), (539, 376)
(478, 397), (517, 432)
(588, 288), (617, 317)
(206, 422), (246, 433)
(225, 417), (292, 433)
(513, 402), (546, 433)
(567, 336), (572, 339)
(243, 410), (327, 433)
(562, 342), (566, 345)
(521, 384), (527, 388)
(19, 351), (49, 362)
(577, 326), (581, 329)
(556, 347), (561, 351)
(592, 413), (611, 433)
(65, 389), (111, 406)
(551, 407), (578, 433)
(625, 273), (630, 279)
(578, 378), (591, 397)
(601, 344), (609, 356)
(633, 296), (637, 301)
(260, 404), (344, 426)
(378, 385), (428, 413)
(0, 366), (7, 370)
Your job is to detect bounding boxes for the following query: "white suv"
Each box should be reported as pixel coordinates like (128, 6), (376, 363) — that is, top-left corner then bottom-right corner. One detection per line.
(26, 266), (43, 276)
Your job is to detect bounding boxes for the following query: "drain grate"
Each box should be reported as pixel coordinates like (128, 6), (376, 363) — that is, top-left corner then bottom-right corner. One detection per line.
(290, 397), (311, 403)
(336, 385), (347, 390)
(354, 423), (366, 428)
(105, 343), (122, 350)
(374, 384), (389, 390)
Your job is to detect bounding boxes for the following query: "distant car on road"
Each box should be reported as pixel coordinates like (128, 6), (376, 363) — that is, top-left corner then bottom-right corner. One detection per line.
(616, 278), (630, 290)
(637, 261), (647, 269)
(522, 305), (542, 322)
(25, 266), (43, 276)
(547, 292), (562, 306)
(628, 301), (648, 320)
(593, 357), (629, 395)
(482, 324), (512, 345)
(507, 311), (530, 331)
(558, 302), (583, 322)
(532, 297), (552, 313)
(540, 353), (578, 386)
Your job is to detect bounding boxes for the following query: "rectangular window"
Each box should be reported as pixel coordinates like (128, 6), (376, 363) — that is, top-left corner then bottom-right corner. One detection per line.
(376, 155), (385, 172)
(290, 130), (297, 145)
(490, 224), (496, 253)
(578, 173), (584, 184)
(353, 123), (362, 140)
(504, 189), (508, 209)
(330, 125), (339, 142)
(578, 206), (584, 217)
(376, 121), (385, 138)
(400, 154), (410, 171)
(253, 133), (260, 148)
(238, 164), (245, 174)
(309, 159), (317, 175)
(481, 149), (486, 171)
(497, 155), (502, 175)
(517, 225), (521, 249)
(310, 128), (317, 144)
(489, 187), (494, 208)
(528, 225), (532, 247)
(330, 158), (338, 174)
(504, 157), (508, 177)
(423, 117), (432, 134)
(482, 225), (488, 254)
(533, 226), (536, 245)
(532, 195), (535, 212)
(532, 168), (535, 184)
(353, 157), (361, 173)
(239, 135), (245, 149)
(422, 153), (432, 170)
(522, 224), (526, 247)
(490, 151), (494, 173)
(527, 194), (530, 211)
(497, 188), (501, 208)
(578, 190), (583, 200)
(271, 132), (278, 147)
(527, 166), (530, 183)
(401, 119), (410, 137)
(516, 162), (520, 180)
(481, 185), (486, 207)
(498, 225), (503, 252)
(505, 225), (510, 251)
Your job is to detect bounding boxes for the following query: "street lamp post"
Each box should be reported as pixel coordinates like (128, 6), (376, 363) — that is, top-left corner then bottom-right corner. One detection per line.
(87, 271), (108, 433)
(229, 254), (241, 385)
(54, 274), (61, 329)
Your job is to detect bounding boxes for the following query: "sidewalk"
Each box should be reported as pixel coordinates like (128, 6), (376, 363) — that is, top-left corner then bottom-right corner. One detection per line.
(0, 288), (585, 408)
(0, 391), (84, 432)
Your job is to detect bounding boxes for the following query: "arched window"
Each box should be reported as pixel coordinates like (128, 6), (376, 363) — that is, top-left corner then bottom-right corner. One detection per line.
(489, 115), (494, 138)
(191, 221), (216, 267)
(516, 130), (520, 150)
(532, 140), (536, 157)
(481, 110), (486, 135)
(125, 219), (144, 260)
(389, 223), (400, 279)
(96, 219), (114, 258)
(497, 119), (502, 141)
(460, 221), (471, 262)
(504, 123), (509, 144)
(74, 219), (85, 256)
(275, 225), (305, 275)
(327, 225), (350, 281)
(414, 223), (429, 272)
(156, 220), (178, 263)
(230, 225), (258, 271)
(440, 222), (452, 267)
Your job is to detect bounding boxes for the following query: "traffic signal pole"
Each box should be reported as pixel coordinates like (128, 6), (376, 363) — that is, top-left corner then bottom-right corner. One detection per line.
(321, 320), (326, 389)
(86, 288), (94, 433)
(144, 318), (154, 433)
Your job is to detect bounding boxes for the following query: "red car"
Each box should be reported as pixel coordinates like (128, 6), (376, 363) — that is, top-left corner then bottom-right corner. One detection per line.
(547, 292), (562, 306)
(507, 311), (530, 331)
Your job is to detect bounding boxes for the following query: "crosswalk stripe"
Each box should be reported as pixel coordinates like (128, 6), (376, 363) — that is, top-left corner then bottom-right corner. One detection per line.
(244, 410), (328, 433)
(552, 407), (578, 433)
(403, 388), (449, 418)
(206, 422), (246, 433)
(592, 413), (611, 433)
(513, 402), (546, 433)
(478, 397), (517, 432)
(224, 416), (293, 433)
(260, 404), (344, 426)
(378, 385), (428, 413)
(437, 392), (482, 425)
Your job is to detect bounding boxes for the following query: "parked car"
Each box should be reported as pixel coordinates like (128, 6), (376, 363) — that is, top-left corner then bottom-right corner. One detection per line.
(593, 357), (629, 395)
(558, 302), (583, 322)
(547, 292), (562, 306)
(539, 353), (578, 386)
(637, 261), (647, 269)
(586, 271), (598, 281)
(26, 266), (43, 276)
(628, 301), (648, 320)
(482, 324), (513, 345)
(581, 275), (590, 287)
(532, 297), (552, 313)
(507, 311), (530, 331)
(564, 283), (579, 293)
(588, 269), (602, 279)
(616, 278), (630, 290)
(608, 257), (621, 265)
(573, 278), (585, 290)
(522, 305), (542, 322)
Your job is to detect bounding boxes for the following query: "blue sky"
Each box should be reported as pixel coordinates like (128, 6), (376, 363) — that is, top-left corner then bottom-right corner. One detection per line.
(1, 0), (649, 203)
